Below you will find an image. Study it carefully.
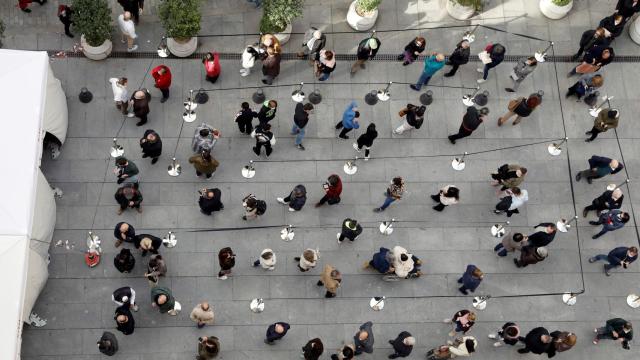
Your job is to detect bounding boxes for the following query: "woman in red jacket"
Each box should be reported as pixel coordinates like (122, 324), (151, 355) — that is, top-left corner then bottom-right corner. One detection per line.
(315, 174), (342, 207)
(151, 65), (171, 103)
(202, 52), (221, 83)
(19, 0), (45, 13)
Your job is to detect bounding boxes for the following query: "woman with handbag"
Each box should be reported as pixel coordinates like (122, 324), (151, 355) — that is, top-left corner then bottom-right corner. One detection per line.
(568, 45), (614, 77)
(477, 43), (505, 84)
(251, 123), (275, 157)
(393, 104), (425, 135)
(314, 49), (336, 81)
(397, 36), (426, 66)
(498, 93), (542, 126)
(566, 73), (604, 102)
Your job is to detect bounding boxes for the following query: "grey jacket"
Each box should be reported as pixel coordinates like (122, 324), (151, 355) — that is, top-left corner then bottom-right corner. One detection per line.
(354, 321), (374, 354)
(512, 57), (537, 80)
(302, 27), (326, 55)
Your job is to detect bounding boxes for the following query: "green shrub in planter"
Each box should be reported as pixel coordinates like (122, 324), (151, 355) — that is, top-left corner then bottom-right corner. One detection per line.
(451, 0), (483, 11)
(356, 0), (382, 14)
(552, 0), (572, 6)
(259, 0), (304, 34)
(71, 0), (112, 47)
(159, 0), (202, 40)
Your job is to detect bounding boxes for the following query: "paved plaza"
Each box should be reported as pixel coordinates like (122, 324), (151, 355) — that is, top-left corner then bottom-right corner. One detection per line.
(3, 0), (640, 359)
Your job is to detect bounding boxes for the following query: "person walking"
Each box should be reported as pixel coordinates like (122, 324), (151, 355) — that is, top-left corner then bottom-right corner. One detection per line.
(277, 184), (307, 212)
(491, 163), (527, 191)
(425, 344), (452, 360)
(115, 156), (139, 187)
(331, 344), (356, 360)
(139, 129), (162, 164)
(457, 265), (483, 295)
(112, 286), (139, 311)
(337, 218), (363, 243)
(19, 0), (46, 13)
(335, 101), (360, 139)
(192, 123), (220, 154)
(114, 184), (143, 215)
(240, 44), (260, 77)
(190, 302), (214, 328)
(297, 27), (326, 61)
(448, 336), (477, 357)
(252, 123), (275, 157)
(261, 34), (282, 55)
(144, 254), (166, 285)
(593, 318), (633, 348)
(589, 209), (630, 239)
(353, 321), (374, 355)
(97, 331), (118, 356)
(202, 52), (221, 83)
(302, 338), (324, 360)
(398, 36), (426, 66)
(498, 92), (542, 126)
(151, 286), (179, 315)
(314, 50), (336, 81)
(616, 0), (640, 20)
(257, 100), (278, 125)
(199, 188), (223, 215)
(265, 322), (290, 345)
(317, 264), (341, 298)
(242, 194), (266, 220)
(514, 246), (548, 268)
(583, 187), (624, 217)
(548, 331), (577, 357)
(571, 27), (610, 61)
(599, 13), (626, 39)
(494, 187), (529, 217)
(374, 177), (405, 212)
(525, 223), (557, 248)
(151, 65), (171, 103)
(196, 336), (220, 359)
(253, 248), (276, 271)
(489, 322), (521, 347)
(431, 185), (460, 211)
(353, 123), (378, 160)
(117, 0), (143, 24)
(235, 102), (257, 135)
(261, 46), (281, 85)
(316, 174), (342, 207)
(566, 73), (604, 102)
(134, 234), (161, 257)
(410, 53), (446, 91)
(365, 247), (394, 274)
(494, 232), (526, 257)
(188, 149), (219, 179)
(444, 310), (476, 337)
(114, 248), (135, 273)
(477, 43), (506, 83)
(114, 222), (135, 247)
(444, 40), (470, 77)
(58, 5), (74, 38)
(351, 37), (381, 75)
(518, 327), (552, 354)
(393, 104), (426, 135)
(130, 89), (150, 126)
(568, 45), (614, 77)
(114, 305), (135, 335)
(117, 11), (138, 52)
(388, 331), (415, 358)
(109, 77), (130, 115)
(217, 247), (235, 280)
(295, 248), (320, 272)
(448, 106), (488, 144)
(575, 155), (624, 184)
(292, 102), (314, 150)
(586, 108), (619, 142)
(505, 57), (538, 92)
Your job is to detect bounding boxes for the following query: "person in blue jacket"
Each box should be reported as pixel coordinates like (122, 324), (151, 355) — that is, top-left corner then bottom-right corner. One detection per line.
(576, 155), (624, 184)
(366, 247), (393, 274)
(589, 209), (630, 239)
(410, 53), (445, 91)
(457, 264), (483, 295)
(590, 246), (638, 276)
(335, 101), (360, 139)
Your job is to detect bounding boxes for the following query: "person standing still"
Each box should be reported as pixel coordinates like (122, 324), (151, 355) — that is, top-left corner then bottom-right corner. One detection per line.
(109, 77), (130, 116)
(151, 65), (171, 103)
(190, 302), (215, 328)
(265, 322), (290, 345)
(292, 102), (314, 150)
(58, 5), (74, 38)
(586, 108), (619, 142)
(130, 89), (150, 126)
(188, 149), (219, 179)
(139, 129), (162, 165)
(117, 11), (138, 52)
(117, 0), (143, 24)
(410, 53), (445, 91)
(351, 37), (381, 75)
(235, 102), (257, 135)
(261, 46), (281, 85)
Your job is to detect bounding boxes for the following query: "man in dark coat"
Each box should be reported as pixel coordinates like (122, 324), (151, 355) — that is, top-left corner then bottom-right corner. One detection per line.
(576, 155), (624, 184)
(616, 0), (640, 19)
(583, 188), (624, 217)
(338, 218), (363, 243)
(114, 305), (135, 335)
(302, 338), (324, 360)
(457, 264), (483, 295)
(277, 185), (307, 211)
(113, 248), (135, 273)
(367, 247), (393, 273)
(354, 321), (374, 355)
(525, 223), (557, 248)
(235, 102), (257, 135)
(594, 318), (633, 348)
(351, 37), (381, 75)
(449, 106), (488, 144)
(114, 222), (136, 247)
(518, 327), (552, 354)
(291, 102), (314, 150)
(199, 188), (223, 215)
(599, 13), (626, 39)
(444, 40), (470, 77)
(97, 331), (118, 356)
(264, 322), (290, 344)
(117, 0), (144, 24)
(114, 184), (142, 215)
(134, 234), (162, 257)
(58, 5), (74, 38)
(130, 89), (150, 126)
(589, 246), (638, 276)
(150, 286), (177, 315)
(388, 331), (415, 358)
(139, 129), (162, 164)
(571, 28), (611, 60)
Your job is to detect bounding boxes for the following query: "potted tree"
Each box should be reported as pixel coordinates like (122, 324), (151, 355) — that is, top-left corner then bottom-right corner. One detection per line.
(260, 0), (304, 45)
(539, 0), (573, 20)
(159, 0), (202, 57)
(72, 0), (113, 60)
(446, 0), (482, 20)
(346, 0), (382, 31)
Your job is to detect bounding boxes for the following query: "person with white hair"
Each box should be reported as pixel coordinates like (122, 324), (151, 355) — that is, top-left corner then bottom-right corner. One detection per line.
(111, 286), (139, 312)
(117, 11), (138, 52)
(351, 36), (381, 75)
(388, 331), (415, 358)
(297, 27), (326, 62)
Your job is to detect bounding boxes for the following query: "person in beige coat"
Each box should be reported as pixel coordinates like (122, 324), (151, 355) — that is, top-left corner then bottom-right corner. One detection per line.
(295, 248), (319, 272)
(253, 248), (276, 271)
(188, 149), (219, 179)
(431, 185), (460, 212)
(190, 302), (215, 328)
(493, 232), (526, 257)
(317, 264), (341, 298)
(448, 336), (477, 357)
(390, 246), (415, 278)
(491, 164), (527, 191)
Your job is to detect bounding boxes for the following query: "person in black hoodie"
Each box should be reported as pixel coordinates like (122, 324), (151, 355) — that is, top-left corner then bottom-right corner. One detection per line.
(571, 27), (610, 61)
(291, 102), (314, 150)
(114, 184), (142, 215)
(353, 123), (378, 160)
(235, 102), (257, 135)
(114, 305), (135, 335)
(583, 188), (624, 217)
(518, 327), (552, 355)
(388, 331), (415, 358)
(58, 5), (74, 38)
(337, 218), (363, 243)
(616, 0), (640, 19)
(398, 36), (425, 66)
(199, 188), (223, 215)
(599, 13), (626, 39)
(393, 104), (426, 135)
(134, 234), (162, 257)
(301, 338), (324, 360)
(113, 248), (135, 273)
(448, 106), (488, 144)
(444, 40), (470, 77)
(113, 222), (135, 247)
(351, 36), (381, 75)
(97, 331), (118, 356)
(139, 129), (162, 165)
(257, 100), (278, 125)
(525, 223), (557, 248)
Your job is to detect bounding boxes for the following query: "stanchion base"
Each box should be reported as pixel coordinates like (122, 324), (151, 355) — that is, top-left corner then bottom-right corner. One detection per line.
(344, 162), (358, 175)
(490, 224), (506, 238)
(163, 233), (177, 248)
(195, 92), (209, 104)
(548, 144), (562, 156)
(167, 163), (182, 177)
(462, 96), (475, 107)
(157, 46), (170, 58)
(562, 293), (577, 306)
(589, 108), (602, 117)
(452, 158), (466, 171)
(250, 298), (265, 313)
(364, 93), (378, 106)
(472, 296), (488, 310)
(370, 297), (385, 311)
(183, 111), (197, 123)
(291, 92), (305, 103)
(242, 166), (256, 179)
(309, 91), (322, 105)
(534, 52), (547, 63)
(557, 220), (570, 233)
(627, 294), (640, 308)
(377, 91), (390, 102)
(280, 228), (295, 241)
(379, 222), (394, 235)
(110, 146), (124, 158)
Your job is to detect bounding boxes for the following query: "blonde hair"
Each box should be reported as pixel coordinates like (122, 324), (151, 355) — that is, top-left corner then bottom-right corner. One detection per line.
(468, 312), (477, 321)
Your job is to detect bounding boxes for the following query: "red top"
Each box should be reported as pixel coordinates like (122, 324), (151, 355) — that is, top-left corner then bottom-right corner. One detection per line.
(203, 53), (221, 77)
(19, 0), (33, 9)
(151, 65), (172, 89)
(326, 176), (342, 198)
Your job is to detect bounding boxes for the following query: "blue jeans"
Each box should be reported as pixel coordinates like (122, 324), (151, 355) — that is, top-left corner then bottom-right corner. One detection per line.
(291, 124), (305, 145)
(413, 72), (432, 90)
(318, 72), (330, 81)
(493, 243), (508, 257)
(380, 196), (396, 210)
(591, 254), (616, 271)
(483, 62), (499, 80)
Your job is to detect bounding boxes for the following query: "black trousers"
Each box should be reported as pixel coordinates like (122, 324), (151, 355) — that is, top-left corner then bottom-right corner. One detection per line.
(335, 121), (353, 138)
(445, 63), (460, 76)
(237, 120), (252, 134)
(449, 124), (473, 141)
(254, 141), (273, 156)
(160, 88), (169, 99)
(586, 126), (602, 140)
(60, 18), (73, 36)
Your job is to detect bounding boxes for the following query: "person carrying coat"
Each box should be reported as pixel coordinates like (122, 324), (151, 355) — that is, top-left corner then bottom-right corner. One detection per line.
(571, 27), (611, 60)
(398, 36), (426, 65)
(388, 331), (415, 358)
(188, 149), (219, 179)
(444, 40), (471, 77)
(351, 37), (381, 75)
(575, 155), (624, 184)
(114, 248), (135, 273)
(583, 188), (624, 217)
(217, 247), (235, 280)
(547, 331), (577, 357)
(431, 185), (460, 212)
(566, 73), (604, 101)
(494, 187), (529, 217)
(353, 123), (377, 160)
(302, 338), (324, 360)
(58, 5), (74, 37)
(494, 232), (526, 257)
(261, 46), (281, 85)
(366, 247), (393, 274)
(97, 331), (118, 356)
(353, 321), (374, 355)
(335, 101), (360, 139)
(444, 310), (476, 336)
(457, 265), (483, 295)
(257, 100), (278, 125)
(616, 0), (640, 19)
(337, 218), (363, 243)
(253, 248), (276, 271)
(297, 27), (326, 60)
(448, 106), (488, 144)
(477, 43), (506, 83)
(498, 93), (542, 126)
(139, 129), (162, 164)
(525, 223), (557, 248)
(240, 44), (259, 77)
(134, 234), (161, 257)
(410, 53), (446, 91)
(317, 264), (341, 298)
(491, 164), (528, 191)
(197, 336), (220, 359)
(374, 177), (405, 212)
(151, 286), (177, 315)
(586, 108), (619, 142)
(130, 89), (150, 126)
(514, 246), (548, 268)
(114, 305), (135, 335)
(114, 221), (136, 247)
(316, 174), (342, 207)
(448, 336), (477, 357)
(202, 52), (221, 83)
(199, 188), (223, 215)
(506, 57), (537, 92)
(489, 322), (521, 347)
(589, 209), (630, 239)
(292, 102), (314, 150)
(518, 327), (552, 354)
(151, 65), (171, 102)
(190, 302), (215, 328)
(394, 104), (426, 135)
(145, 254), (166, 285)
(599, 13), (626, 39)
(569, 45), (614, 77)
(277, 184), (307, 211)
(593, 318), (633, 348)
(314, 50), (336, 81)
(295, 248), (320, 272)
(235, 102), (257, 135)
(114, 184), (143, 215)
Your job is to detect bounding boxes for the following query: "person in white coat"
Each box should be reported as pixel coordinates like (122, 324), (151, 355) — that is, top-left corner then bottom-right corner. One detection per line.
(109, 77), (130, 115)
(448, 336), (477, 357)
(295, 248), (319, 272)
(252, 248), (276, 271)
(390, 246), (415, 278)
(240, 44), (260, 77)
(117, 11), (138, 52)
(431, 185), (460, 212)
(494, 187), (528, 217)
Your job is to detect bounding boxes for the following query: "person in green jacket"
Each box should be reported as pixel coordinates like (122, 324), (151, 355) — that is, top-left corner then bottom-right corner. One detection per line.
(593, 318), (633, 349)
(150, 286), (177, 315)
(410, 53), (445, 91)
(586, 108), (619, 142)
(188, 149), (220, 178)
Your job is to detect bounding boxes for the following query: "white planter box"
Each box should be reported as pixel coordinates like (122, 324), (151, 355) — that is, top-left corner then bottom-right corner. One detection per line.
(446, 1), (476, 21)
(630, 15), (640, 44)
(80, 36), (112, 61)
(167, 37), (198, 58)
(539, 0), (573, 20)
(346, 0), (379, 31)
(274, 23), (293, 45)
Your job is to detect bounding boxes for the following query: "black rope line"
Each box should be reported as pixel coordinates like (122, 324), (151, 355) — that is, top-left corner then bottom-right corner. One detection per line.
(612, 128), (640, 248)
(479, 24), (551, 43)
(189, 81), (476, 93)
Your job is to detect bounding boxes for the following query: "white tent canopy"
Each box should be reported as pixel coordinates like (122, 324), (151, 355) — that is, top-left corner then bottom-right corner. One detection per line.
(0, 49), (67, 359)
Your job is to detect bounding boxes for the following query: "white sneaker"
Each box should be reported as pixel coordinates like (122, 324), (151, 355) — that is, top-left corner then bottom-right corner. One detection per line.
(352, 143), (361, 152)
(493, 342), (503, 347)
(127, 45), (138, 52)
(132, 304), (139, 312)
(477, 78), (486, 84)
(267, 267), (275, 271)
(218, 275), (227, 280)
(277, 197), (286, 205)
(288, 207), (296, 212)
(488, 334), (498, 339)
(392, 129), (400, 135)
(127, 112), (135, 118)
(443, 318), (452, 323)
(476, 68), (484, 73)
(240, 69), (249, 77)
(364, 156), (369, 161)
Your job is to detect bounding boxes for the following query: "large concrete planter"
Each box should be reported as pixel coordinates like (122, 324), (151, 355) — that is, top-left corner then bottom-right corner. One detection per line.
(80, 36), (112, 60)
(539, 0), (573, 20)
(167, 37), (198, 58)
(446, 1), (476, 20)
(274, 23), (293, 45)
(346, 0), (378, 31)
(630, 15), (640, 44)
